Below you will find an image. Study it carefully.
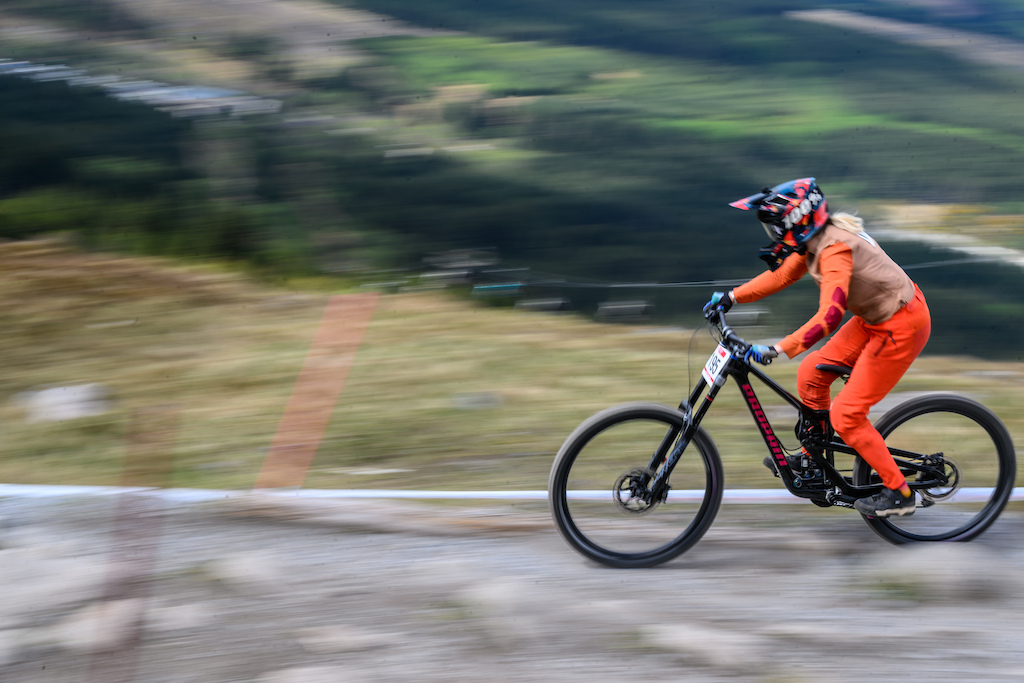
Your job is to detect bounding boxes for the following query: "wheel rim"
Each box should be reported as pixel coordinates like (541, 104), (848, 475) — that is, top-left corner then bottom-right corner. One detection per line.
(557, 414), (718, 561)
(868, 404), (1011, 541)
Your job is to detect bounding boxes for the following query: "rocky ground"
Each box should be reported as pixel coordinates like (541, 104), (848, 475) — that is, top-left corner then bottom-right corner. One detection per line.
(2, 494), (1024, 683)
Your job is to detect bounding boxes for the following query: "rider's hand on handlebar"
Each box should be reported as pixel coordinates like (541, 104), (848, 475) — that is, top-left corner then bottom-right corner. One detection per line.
(702, 291), (734, 315)
(745, 344), (778, 365)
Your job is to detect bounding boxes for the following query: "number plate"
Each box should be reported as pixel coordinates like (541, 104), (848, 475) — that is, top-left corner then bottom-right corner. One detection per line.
(702, 343), (730, 385)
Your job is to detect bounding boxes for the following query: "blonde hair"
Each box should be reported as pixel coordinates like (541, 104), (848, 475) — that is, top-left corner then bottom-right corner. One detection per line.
(829, 211), (864, 234)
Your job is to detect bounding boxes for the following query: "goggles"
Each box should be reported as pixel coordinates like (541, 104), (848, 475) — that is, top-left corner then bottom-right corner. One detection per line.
(761, 221), (784, 242)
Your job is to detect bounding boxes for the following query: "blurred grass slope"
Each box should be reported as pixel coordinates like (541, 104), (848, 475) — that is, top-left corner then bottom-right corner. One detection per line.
(0, 238), (325, 488)
(1, 239), (1021, 491)
(7, 1), (1024, 360)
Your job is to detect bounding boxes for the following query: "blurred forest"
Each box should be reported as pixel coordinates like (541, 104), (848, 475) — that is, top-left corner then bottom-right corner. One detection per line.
(4, 0), (1024, 356)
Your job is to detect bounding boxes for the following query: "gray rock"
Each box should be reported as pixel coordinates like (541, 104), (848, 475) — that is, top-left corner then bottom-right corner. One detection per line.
(256, 666), (356, 683)
(14, 383), (111, 422)
(857, 543), (1018, 601)
(457, 579), (554, 648)
(20, 599), (143, 654)
(199, 550), (286, 593)
(0, 630), (20, 667)
(294, 625), (393, 653)
(640, 623), (772, 672)
(0, 545), (108, 628)
(146, 602), (214, 633)
(452, 391), (503, 410)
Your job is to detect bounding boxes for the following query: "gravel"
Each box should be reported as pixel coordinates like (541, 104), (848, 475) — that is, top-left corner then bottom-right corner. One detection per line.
(3, 494), (1024, 682)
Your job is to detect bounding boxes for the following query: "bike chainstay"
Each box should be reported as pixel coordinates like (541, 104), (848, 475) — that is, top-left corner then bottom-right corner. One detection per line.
(798, 443), (950, 507)
(897, 452), (950, 489)
(795, 408), (951, 488)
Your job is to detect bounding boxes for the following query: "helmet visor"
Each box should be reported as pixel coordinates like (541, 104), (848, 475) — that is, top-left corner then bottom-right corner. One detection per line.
(761, 221), (783, 242)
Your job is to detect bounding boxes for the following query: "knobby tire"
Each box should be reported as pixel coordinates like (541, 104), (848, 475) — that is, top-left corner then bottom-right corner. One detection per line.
(853, 393), (1016, 543)
(548, 402), (724, 568)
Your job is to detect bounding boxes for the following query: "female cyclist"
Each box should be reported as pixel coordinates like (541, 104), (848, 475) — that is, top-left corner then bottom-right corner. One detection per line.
(704, 178), (931, 517)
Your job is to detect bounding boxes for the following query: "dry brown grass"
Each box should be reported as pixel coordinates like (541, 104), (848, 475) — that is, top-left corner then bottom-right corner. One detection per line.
(1, 238), (1021, 492)
(0, 238), (326, 488)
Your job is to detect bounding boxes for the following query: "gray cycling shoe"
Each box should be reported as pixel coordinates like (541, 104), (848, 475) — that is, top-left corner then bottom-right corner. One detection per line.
(854, 487), (916, 517)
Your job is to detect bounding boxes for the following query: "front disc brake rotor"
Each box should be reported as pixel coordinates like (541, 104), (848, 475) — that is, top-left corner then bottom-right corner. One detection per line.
(613, 468), (658, 515)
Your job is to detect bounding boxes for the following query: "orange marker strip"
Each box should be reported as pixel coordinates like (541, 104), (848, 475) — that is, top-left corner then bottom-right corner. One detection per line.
(254, 292), (379, 489)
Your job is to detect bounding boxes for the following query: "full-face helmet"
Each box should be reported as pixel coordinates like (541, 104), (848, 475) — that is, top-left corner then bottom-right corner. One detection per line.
(729, 178), (829, 270)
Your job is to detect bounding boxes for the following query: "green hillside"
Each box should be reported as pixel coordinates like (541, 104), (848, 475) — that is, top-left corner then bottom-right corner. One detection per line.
(3, 0), (1024, 356)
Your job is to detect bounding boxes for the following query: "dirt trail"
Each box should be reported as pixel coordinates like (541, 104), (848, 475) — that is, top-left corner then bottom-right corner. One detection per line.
(3, 495), (1024, 682)
(114, 0), (444, 42)
(790, 9), (1024, 71)
(109, 0), (453, 76)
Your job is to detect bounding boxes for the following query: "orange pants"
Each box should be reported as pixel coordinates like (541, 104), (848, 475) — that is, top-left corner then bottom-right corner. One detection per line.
(796, 285), (931, 490)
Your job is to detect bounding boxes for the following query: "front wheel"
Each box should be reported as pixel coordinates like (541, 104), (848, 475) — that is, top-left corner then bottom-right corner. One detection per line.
(852, 393), (1016, 543)
(548, 402), (724, 568)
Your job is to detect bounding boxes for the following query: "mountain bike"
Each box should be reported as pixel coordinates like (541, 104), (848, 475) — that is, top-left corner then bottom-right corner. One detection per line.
(548, 307), (1017, 568)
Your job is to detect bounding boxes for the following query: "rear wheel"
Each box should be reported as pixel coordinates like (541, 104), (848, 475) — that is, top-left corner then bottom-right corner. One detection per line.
(852, 394), (1016, 543)
(548, 402), (723, 568)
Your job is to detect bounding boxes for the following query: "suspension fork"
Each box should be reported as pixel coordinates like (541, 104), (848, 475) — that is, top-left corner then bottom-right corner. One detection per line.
(644, 374), (723, 501)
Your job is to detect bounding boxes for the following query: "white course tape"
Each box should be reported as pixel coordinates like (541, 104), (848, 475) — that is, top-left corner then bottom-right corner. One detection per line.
(0, 485), (1020, 504)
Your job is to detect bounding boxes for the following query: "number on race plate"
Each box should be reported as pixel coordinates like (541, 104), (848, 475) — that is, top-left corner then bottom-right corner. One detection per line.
(701, 343), (730, 385)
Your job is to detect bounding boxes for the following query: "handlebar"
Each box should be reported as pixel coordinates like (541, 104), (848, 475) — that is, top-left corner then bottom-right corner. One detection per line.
(703, 306), (751, 359)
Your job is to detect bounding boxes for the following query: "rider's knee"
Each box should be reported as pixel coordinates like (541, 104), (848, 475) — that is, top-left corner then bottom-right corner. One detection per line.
(796, 352), (833, 408)
(796, 351), (823, 378)
(829, 396), (870, 435)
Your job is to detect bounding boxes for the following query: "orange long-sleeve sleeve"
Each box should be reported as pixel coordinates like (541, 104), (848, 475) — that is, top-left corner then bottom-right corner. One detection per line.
(776, 243), (852, 357)
(732, 252), (808, 304)
(732, 244), (853, 359)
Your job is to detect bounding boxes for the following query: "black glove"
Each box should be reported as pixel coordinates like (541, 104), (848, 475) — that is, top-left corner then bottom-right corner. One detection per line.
(702, 291), (734, 315)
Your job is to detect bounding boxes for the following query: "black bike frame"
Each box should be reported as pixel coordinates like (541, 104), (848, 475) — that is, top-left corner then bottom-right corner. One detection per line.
(645, 336), (947, 507)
